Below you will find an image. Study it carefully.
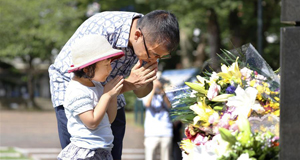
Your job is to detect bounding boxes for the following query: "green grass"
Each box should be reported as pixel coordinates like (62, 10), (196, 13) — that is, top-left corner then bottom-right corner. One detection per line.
(125, 111), (144, 129)
(0, 147), (31, 160)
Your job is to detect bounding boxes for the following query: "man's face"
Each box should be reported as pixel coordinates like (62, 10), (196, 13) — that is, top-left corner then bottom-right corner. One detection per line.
(133, 28), (170, 63)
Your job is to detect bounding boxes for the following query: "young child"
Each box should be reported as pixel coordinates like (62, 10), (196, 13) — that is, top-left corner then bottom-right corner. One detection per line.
(57, 35), (125, 160)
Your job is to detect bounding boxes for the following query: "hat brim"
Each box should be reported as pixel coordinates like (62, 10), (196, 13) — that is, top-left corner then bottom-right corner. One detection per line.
(68, 51), (124, 73)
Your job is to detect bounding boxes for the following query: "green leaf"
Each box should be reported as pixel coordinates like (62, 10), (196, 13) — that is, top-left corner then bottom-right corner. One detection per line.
(243, 150), (256, 157)
(217, 54), (231, 66)
(258, 153), (266, 160)
(219, 128), (237, 145)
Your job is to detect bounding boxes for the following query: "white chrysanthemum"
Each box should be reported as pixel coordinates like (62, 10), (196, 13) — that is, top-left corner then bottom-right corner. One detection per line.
(237, 153), (251, 160)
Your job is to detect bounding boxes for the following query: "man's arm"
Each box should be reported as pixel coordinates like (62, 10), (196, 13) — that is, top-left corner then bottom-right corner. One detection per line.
(133, 82), (153, 98)
(121, 80), (153, 98)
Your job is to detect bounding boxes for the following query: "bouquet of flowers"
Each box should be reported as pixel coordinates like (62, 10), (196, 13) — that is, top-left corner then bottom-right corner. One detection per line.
(171, 44), (280, 160)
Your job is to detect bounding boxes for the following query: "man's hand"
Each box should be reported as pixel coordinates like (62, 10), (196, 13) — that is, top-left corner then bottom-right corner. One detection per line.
(126, 60), (158, 90)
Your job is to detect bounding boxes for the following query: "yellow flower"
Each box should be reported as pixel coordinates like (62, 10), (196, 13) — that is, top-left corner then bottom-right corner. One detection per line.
(263, 82), (269, 87)
(180, 139), (194, 154)
(256, 85), (264, 100)
(228, 120), (235, 126)
(190, 98), (216, 127)
(217, 79), (229, 86)
(274, 97), (280, 102)
(249, 80), (256, 87)
(272, 110), (280, 116)
(270, 102), (280, 110)
(256, 85), (264, 93)
(265, 87), (271, 95)
(217, 58), (242, 85)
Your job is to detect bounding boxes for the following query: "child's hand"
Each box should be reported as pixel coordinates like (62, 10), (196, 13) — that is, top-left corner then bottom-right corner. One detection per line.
(104, 76), (124, 98)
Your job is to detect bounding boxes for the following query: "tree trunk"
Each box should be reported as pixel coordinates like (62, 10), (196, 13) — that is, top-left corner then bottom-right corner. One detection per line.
(26, 57), (41, 110)
(193, 36), (206, 68)
(229, 9), (243, 48)
(179, 29), (193, 68)
(207, 8), (221, 71)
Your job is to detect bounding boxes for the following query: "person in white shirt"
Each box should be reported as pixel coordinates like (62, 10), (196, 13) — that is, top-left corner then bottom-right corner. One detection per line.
(143, 78), (173, 160)
(57, 35), (124, 160)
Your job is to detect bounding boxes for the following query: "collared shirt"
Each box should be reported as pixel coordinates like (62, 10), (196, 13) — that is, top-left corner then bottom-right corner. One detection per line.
(48, 11), (143, 108)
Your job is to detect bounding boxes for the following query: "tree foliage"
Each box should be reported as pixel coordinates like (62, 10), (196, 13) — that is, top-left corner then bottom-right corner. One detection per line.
(0, 0), (85, 59)
(0, 0), (86, 108)
(139, 0), (282, 70)
(0, 0), (282, 109)
(0, 0), (282, 70)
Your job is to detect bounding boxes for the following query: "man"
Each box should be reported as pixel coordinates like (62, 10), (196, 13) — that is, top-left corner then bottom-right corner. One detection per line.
(48, 10), (179, 160)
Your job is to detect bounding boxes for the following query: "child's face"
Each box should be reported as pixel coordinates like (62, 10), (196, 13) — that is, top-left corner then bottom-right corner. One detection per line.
(92, 59), (112, 82)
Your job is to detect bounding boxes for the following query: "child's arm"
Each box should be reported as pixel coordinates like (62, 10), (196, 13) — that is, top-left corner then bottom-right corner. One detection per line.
(106, 97), (117, 123)
(79, 94), (111, 130)
(79, 76), (124, 130)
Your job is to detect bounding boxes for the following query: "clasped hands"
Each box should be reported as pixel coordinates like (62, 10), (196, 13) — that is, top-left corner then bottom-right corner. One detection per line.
(126, 60), (158, 96)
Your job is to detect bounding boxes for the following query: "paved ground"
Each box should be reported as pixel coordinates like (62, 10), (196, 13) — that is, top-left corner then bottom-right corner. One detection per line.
(0, 109), (145, 160)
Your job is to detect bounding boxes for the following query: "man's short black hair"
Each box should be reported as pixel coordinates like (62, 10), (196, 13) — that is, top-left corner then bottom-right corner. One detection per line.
(73, 63), (97, 79)
(137, 10), (180, 53)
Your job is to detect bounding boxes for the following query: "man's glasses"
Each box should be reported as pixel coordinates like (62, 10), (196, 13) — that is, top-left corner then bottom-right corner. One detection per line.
(139, 28), (171, 60)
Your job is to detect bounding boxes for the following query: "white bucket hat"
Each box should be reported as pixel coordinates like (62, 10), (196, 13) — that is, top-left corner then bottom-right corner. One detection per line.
(68, 35), (124, 73)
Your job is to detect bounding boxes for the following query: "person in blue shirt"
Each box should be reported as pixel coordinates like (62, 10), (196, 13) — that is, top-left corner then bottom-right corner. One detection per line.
(142, 77), (173, 160)
(48, 10), (179, 160)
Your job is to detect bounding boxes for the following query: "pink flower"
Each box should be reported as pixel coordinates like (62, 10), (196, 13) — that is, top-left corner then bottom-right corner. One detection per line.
(213, 126), (220, 134)
(229, 123), (239, 132)
(209, 112), (220, 125)
(193, 133), (208, 145)
(255, 74), (267, 81)
(240, 67), (253, 80)
(207, 83), (221, 100)
(218, 114), (230, 128)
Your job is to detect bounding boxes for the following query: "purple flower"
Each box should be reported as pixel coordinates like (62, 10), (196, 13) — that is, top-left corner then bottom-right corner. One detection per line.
(226, 85), (236, 94)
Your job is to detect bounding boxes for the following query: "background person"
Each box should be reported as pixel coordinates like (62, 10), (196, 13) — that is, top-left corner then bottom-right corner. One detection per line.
(48, 10), (179, 160)
(142, 77), (173, 160)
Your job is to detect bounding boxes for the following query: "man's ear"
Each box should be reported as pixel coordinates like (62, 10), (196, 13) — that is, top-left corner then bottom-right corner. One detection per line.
(134, 29), (142, 41)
